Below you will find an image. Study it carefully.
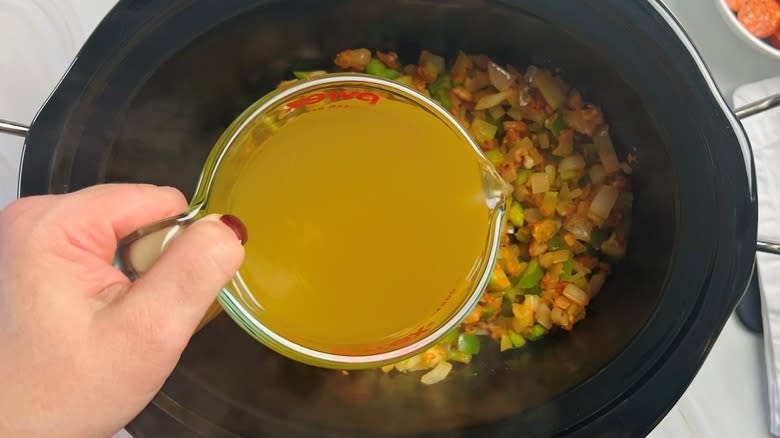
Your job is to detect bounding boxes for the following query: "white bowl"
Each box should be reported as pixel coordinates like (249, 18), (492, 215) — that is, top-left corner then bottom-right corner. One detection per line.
(715, 0), (780, 60)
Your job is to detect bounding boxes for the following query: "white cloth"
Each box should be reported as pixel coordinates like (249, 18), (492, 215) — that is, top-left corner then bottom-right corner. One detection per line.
(734, 77), (780, 437)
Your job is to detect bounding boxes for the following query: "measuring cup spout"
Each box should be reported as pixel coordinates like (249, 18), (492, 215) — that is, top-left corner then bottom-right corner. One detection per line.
(481, 163), (513, 210)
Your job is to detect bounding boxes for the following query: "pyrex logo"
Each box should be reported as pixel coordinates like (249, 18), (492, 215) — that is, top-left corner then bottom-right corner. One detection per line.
(283, 90), (380, 114)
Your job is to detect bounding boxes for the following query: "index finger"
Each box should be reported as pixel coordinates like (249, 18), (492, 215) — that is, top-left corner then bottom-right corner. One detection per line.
(61, 183), (189, 241)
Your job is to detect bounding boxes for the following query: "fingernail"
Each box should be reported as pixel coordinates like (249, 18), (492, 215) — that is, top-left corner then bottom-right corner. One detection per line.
(219, 214), (248, 245)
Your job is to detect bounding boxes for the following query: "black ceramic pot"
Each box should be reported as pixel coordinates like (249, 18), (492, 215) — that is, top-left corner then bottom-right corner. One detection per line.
(6, 0), (777, 436)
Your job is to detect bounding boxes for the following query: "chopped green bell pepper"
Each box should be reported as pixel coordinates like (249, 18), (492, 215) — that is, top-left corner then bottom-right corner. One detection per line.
(293, 71), (323, 79)
(501, 296), (514, 317)
(439, 328), (460, 345)
(365, 58), (400, 79)
(515, 168), (531, 185)
(485, 149), (505, 166)
(395, 75), (414, 87)
(457, 333), (481, 354)
(500, 334), (513, 352)
(471, 118), (498, 143)
(526, 324), (546, 341)
(509, 202), (525, 227)
(508, 330), (526, 348)
(428, 74), (453, 111)
(560, 259), (573, 280)
(434, 92), (453, 111)
(516, 258), (544, 289)
(448, 350), (473, 364)
(524, 284), (542, 295)
(547, 234), (565, 251)
(488, 264), (511, 291)
(514, 228), (531, 243)
(548, 113), (568, 137)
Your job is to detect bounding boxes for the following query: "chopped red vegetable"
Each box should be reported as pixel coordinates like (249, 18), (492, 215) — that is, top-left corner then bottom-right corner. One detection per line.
(738, 0), (780, 38)
(727, 0), (744, 11)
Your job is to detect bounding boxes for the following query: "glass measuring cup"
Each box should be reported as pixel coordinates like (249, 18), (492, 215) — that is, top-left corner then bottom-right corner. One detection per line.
(116, 74), (512, 369)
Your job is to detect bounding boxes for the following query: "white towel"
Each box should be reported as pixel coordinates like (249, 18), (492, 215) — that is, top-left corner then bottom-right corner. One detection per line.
(734, 77), (780, 437)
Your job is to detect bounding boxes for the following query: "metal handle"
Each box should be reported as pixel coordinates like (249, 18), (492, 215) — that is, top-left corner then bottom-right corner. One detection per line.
(0, 119), (30, 137)
(757, 241), (780, 256)
(734, 93), (780, 120)
(733, 94), (780, 256)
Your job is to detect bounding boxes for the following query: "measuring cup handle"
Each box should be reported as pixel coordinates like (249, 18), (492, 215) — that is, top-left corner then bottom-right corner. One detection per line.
(114, 213), (194, 280)
(114, 211), (226, 332)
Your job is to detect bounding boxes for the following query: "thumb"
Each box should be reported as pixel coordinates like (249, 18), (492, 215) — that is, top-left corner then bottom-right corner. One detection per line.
(106, 214), (246, 354)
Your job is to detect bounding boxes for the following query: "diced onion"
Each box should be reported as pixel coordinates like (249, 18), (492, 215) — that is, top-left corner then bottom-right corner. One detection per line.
(429, 54), (446, 76)
(565, 216), (593, 241)
(567, 89), (584, 110)
(590, 271), (607, 297)
(588, 185), (619, 225)
(524, 65), (537, 83)
(524, 208), (542, 223)
(559, 182), (571, 202)
(558, 154), (586, 173)
(488, 62), (514, 91)
(589, 164), (607, 185)
(563, 283), (589, 306)
(465, 71), (491, 92)
(551, 307), (566, 326)
(536, 302), (553, 329)
(572, 241), (588, 254)
(545, 164), (557, 183)
(570, 259), (592, 275)
(472, 110), (487, 121)
(488, 105), (506, 121)
(394, 354), (422, 372)
(537, 132), (550, 149)
(521, 106), (547, 124)
(467, 327), (490, 336)
(499, 164), (518, 182)
(507, 108), (524, 121)
(601, 234), (626, 259)
(517, 86), (531, 107)
(530, 67), (565, 110)
(524, 295), (540, 311)
(594, 128), (621, 174)
(530, 172), (550, 194)
(475, 90), (514, 110)
(420, 361), (453, 385)
(539, 249), (571, 268)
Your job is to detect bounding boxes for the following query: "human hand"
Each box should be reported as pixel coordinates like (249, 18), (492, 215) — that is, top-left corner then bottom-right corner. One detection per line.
(0, 184), (245, 438)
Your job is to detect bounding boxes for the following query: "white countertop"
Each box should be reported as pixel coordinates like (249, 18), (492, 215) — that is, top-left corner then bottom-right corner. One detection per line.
(0, 1), (776, 436)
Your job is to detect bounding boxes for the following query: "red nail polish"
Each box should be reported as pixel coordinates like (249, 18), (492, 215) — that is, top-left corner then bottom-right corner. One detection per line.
(220, 214), (248, 245)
